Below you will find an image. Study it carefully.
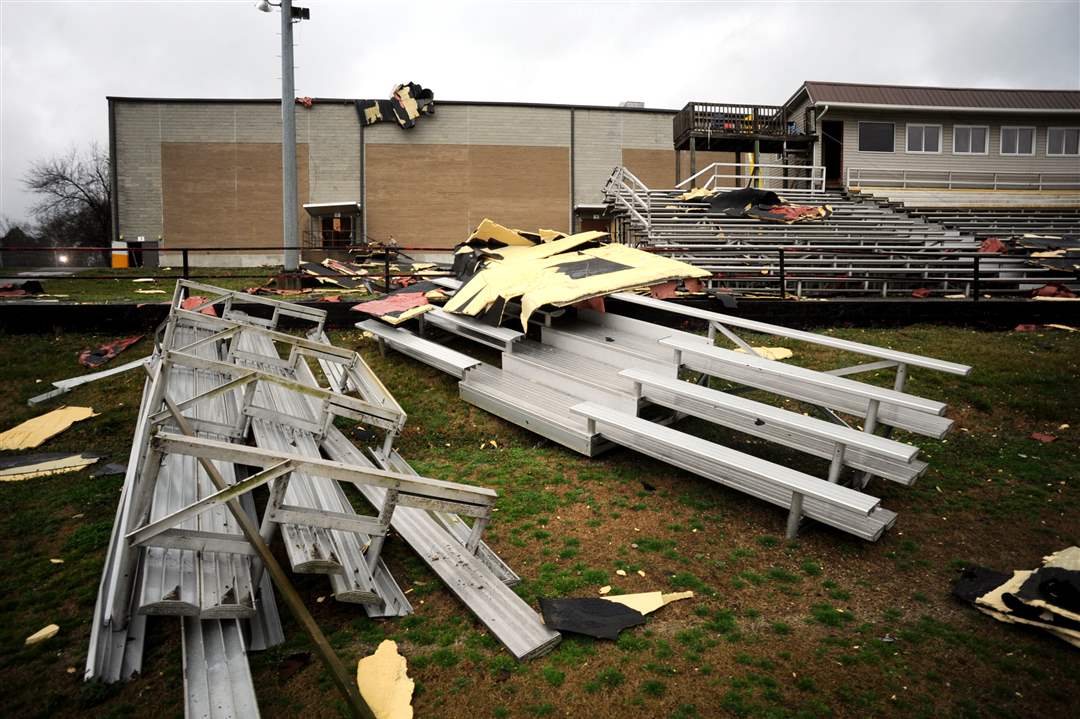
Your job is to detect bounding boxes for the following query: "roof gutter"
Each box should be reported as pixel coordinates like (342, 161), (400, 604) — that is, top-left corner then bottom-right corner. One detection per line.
(813, 100), (1080, 115)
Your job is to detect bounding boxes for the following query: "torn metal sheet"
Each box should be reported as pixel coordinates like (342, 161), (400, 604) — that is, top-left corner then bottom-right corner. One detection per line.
(79, 335), (143, 369)
(538, 597), (646, 640)
(0, 406), (99, 450)
(28, 356), (147, 406)
(351, 292), (432, 325)
(355, 640), (414, 719)
(0, 452), (100, 482)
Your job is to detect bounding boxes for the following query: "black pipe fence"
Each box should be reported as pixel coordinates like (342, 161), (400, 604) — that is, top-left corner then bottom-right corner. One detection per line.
(0, 243), (1066, 301)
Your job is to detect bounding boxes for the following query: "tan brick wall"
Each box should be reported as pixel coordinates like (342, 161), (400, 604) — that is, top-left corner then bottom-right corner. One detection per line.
(160, 142), (309, 250)
(365, 143), (570, 248)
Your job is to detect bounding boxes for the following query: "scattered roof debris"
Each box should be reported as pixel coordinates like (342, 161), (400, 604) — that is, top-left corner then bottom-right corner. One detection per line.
(539, 597), (646, 640)
(356, 82), (435, 129)
(0, 406), (99, 450)
(674, 186), (833, 224)
(355, 640), (415, 719)
(444, 220), (710, 329)
(953, 547), (1080, 648)
(78, 335), (143, 368)
(733, 346), (794, 361)
(28, 356), (146, 406)
(25, 624), (59, 646)
(602, 590), (694, 615)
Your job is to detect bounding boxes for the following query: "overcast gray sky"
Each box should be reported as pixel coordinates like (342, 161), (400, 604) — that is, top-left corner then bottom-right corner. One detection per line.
(1, 0), (1078, 222)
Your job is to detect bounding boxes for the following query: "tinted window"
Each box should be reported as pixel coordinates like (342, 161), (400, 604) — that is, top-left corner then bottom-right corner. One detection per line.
(859, 122), (894, 152)
(1048, 128), (1080, 155)
(924, 126), (940, 152)
(970, 127), (987, 152)
(1002, 127), (1035, 155)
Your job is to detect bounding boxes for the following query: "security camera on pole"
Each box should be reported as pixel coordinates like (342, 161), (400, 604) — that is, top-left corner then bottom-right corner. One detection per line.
(257, 0), (310, 287)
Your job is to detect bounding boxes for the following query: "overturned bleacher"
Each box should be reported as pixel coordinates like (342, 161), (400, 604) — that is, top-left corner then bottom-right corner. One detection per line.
(363, 270), (971, 543)
(85, 280), (558, 717)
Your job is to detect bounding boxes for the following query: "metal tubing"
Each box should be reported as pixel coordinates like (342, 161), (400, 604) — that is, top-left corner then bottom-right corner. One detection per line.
(778, 248), (786, 299)
(972, 255), (981, 301)
(827, 443), (846, 484)
(785, 492), (804, 539)
(280, 0), (299, 273)
(864, 399), (880, 434)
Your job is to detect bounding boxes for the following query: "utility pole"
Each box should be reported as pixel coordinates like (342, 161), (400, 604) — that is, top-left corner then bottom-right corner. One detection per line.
(280, 0), (299, 275)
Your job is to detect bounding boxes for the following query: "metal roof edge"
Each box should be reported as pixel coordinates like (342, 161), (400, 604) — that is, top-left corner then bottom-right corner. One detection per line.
(812, 100), (1080, 115)
(105, 96), (681, 114)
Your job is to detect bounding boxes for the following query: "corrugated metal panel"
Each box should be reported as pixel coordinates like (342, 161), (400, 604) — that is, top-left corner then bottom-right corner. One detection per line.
(804, 81), (1080, 111)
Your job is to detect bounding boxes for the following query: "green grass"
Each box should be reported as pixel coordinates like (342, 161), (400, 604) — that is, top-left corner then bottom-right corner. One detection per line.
(0, 323), (1077, 718)
(6, 266), (377, 303)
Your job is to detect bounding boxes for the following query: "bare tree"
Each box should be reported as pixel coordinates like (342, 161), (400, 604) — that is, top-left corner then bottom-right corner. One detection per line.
(23, 143), (111, 248)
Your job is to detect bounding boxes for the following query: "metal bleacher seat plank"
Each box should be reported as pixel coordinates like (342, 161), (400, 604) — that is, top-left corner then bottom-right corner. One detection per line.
(620, 368), (925, 485)
(571, 402), (895, 541)
(358, 318), (480, 379)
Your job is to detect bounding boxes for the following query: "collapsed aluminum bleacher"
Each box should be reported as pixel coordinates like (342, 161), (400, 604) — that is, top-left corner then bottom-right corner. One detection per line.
(602, 164), (1078, 297)
(86, 280), (558, 718)
(361, 277), (970, 542)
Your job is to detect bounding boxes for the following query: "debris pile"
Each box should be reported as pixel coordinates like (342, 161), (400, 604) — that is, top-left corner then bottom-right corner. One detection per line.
(673, 186), (833, 224)
(954, 547), (1080, 648)
(356, 82), (435, 129)
(84, 280), (558, 717)
(444, 219), (710, 328)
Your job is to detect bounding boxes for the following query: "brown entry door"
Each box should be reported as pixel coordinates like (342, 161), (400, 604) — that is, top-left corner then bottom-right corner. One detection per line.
(580, 218), (611, 233)
(321, 215), (354, 248)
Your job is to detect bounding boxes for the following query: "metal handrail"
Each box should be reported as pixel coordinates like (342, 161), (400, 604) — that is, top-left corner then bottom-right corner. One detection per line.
(846, 167), (1080, 191)
(676, 162), (827, 193)
(606, 166), (652, 234)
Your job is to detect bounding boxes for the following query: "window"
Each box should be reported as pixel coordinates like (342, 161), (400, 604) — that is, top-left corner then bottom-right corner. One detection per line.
(858, 122), (894, 152)
(906, 124), (941, 153)
(1047, 127), (1080, 156)
(954, 125), (989, 154)
(1000, 126), (1035, 155)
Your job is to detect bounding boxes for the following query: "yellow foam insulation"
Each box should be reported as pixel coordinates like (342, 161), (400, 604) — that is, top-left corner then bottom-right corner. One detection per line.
(467, 218), (534, 247)
(444, 242), (710, 330)
(734, 346), (794, 361)
(539, 228), (568, 242)
(1023, 546), (1080, 622)
(25, 624), (59, 646)
(381, 304), (434, 326)
(676, 187), (719, 201)
(356, 640), (414, 719)
(0, 406), (99, 451)
(976, 569), (1080, 639)
(1044, 546), (1080, 570)
(0, 454), (99, 482)
(364, 104), (382, 125)
(603, 590), (694, 615)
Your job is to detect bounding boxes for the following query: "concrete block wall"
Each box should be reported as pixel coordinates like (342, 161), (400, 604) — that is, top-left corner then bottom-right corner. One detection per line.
(112, 98), (693, 259)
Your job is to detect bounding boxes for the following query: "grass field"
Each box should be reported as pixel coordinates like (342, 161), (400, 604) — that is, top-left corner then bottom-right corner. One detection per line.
(3, 267), (375, 303)
(0, 323), (1077, 718)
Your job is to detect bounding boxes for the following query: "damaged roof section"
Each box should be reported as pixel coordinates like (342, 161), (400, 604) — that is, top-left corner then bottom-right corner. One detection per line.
(356, 82), (435, 129)
(443, 219), (710, 329)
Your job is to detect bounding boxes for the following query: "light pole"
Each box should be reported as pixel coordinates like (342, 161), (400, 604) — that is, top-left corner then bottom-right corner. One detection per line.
(257, 0), (308, 278)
